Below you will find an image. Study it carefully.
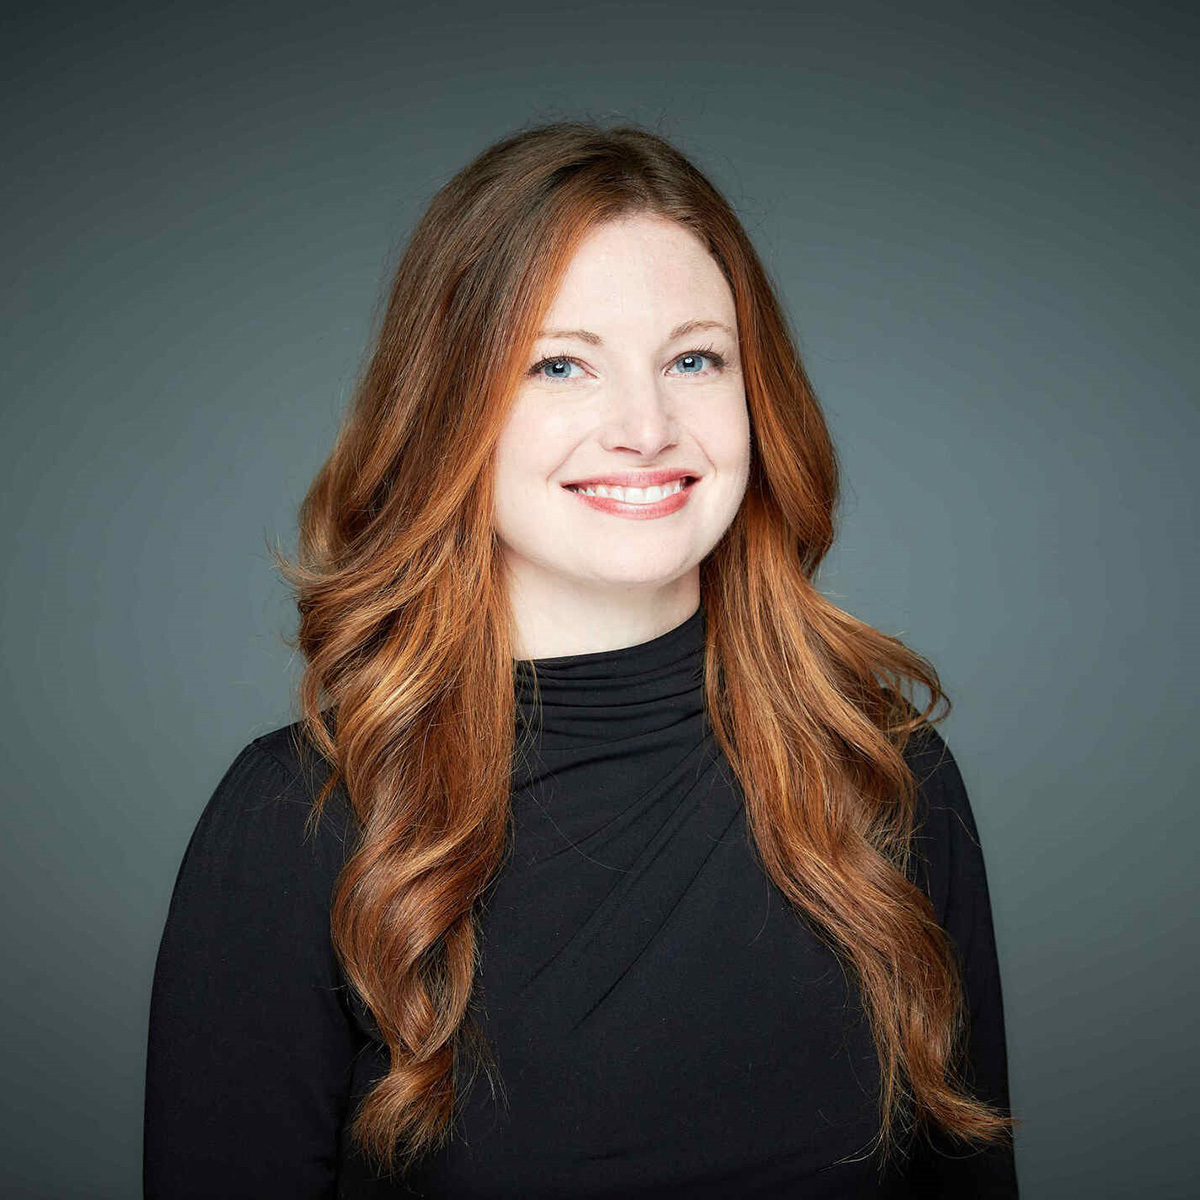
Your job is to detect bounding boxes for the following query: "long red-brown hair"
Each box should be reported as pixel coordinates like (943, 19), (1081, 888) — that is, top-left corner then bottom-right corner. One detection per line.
(272, 118), (1017, 1178)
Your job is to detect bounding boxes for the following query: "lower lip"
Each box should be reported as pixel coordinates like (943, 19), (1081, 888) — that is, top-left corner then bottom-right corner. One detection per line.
(562, 478), (698, 520)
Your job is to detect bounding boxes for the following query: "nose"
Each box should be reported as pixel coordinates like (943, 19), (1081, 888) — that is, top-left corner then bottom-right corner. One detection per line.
(598, 372), (680, 459)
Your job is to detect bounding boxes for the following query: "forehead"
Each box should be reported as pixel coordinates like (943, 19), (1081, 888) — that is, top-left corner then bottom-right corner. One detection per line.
(541, 215), (735, 330)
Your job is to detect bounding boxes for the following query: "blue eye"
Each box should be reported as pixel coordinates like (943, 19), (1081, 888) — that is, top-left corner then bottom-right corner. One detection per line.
(527, 345), (728, 383)
(672, 351), (718, 375)
(531, 356), (585, 381)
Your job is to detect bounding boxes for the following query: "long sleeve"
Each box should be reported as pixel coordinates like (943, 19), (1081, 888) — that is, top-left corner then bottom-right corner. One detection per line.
(901, 725), (1020, 1197)
(143, 738), (364, 1199)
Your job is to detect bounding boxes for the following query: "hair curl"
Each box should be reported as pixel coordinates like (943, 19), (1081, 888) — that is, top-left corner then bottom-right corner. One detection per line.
(271, 117), (1017, 1180)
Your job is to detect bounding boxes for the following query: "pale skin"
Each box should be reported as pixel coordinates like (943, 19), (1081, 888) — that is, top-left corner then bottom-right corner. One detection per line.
(493, 213), (752, 660)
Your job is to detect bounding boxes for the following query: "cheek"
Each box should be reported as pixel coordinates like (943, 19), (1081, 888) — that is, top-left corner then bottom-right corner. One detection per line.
(496, 396), (580, 460)
(494, 407), (542, 478)
(496, 410), (590, 509)
(492, 407), (572, 526)
(699, 394), (752, 468)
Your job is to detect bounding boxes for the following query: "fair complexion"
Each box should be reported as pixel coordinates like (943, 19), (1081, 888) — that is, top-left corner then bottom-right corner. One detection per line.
(493, 212), (752, 660)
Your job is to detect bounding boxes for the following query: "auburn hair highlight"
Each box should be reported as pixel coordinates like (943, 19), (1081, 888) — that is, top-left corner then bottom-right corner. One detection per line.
(271, 118), (1017, 1180)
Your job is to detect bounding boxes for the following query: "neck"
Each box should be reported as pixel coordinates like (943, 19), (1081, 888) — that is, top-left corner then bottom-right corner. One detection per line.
(506, 571), (701, 661)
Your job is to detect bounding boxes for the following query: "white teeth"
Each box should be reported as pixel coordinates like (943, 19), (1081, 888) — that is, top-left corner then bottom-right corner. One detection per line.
(569, 478), (688, 503)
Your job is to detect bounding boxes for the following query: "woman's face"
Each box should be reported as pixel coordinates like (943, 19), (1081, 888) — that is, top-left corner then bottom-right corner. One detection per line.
(493, 213), (751, 638)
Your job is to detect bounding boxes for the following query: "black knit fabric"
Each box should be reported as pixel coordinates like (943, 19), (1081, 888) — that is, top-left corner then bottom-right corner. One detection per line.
(145, 605), (1018, 1197)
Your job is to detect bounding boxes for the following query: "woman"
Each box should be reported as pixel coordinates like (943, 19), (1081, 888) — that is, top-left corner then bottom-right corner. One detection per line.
(144, 121), (1020, 1197)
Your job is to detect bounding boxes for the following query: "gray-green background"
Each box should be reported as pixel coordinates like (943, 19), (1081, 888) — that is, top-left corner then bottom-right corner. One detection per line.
(3, 1), (1195, 1195)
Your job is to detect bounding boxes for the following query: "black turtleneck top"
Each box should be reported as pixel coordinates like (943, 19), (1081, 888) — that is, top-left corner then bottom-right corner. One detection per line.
(144, 606), (1018, 1197)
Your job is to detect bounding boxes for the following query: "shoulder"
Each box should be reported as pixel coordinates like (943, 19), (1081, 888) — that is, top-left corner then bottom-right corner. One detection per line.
(245, 715), (332, 786)
(883, 693), (980, 851)
(155, 723), (365, 1026)
(902, 722), (972, 809)
(182, 719), (357, 886)
(899, 722), (989, 921)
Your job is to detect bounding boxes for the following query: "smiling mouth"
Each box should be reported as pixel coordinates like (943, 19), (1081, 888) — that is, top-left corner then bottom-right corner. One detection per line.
(563, 476), (696, 504)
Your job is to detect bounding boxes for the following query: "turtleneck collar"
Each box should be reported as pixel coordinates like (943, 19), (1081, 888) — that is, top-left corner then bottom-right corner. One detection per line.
(513, 605), (705, 745)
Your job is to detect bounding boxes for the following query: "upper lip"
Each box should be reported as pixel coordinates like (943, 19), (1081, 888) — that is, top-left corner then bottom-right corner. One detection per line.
(562, 468), (700, 489)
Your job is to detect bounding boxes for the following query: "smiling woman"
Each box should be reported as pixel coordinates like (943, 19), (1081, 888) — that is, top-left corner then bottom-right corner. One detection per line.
(493, 213), (751, 658)
(144, 120), (1020, 1198)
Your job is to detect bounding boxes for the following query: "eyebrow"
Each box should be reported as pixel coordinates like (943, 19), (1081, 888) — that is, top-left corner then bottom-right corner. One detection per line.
(535, 318), (735, 345)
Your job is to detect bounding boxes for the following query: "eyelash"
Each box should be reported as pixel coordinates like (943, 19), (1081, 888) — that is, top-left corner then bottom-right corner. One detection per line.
(527, 342), (728, 381)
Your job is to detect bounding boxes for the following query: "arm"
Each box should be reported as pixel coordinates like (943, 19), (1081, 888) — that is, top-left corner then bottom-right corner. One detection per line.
(143, 738), (364, 1199)
(902, 725), (1020, 1197)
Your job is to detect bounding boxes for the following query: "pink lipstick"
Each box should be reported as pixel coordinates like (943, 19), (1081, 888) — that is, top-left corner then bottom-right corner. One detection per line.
(562, 475), (698, 520)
